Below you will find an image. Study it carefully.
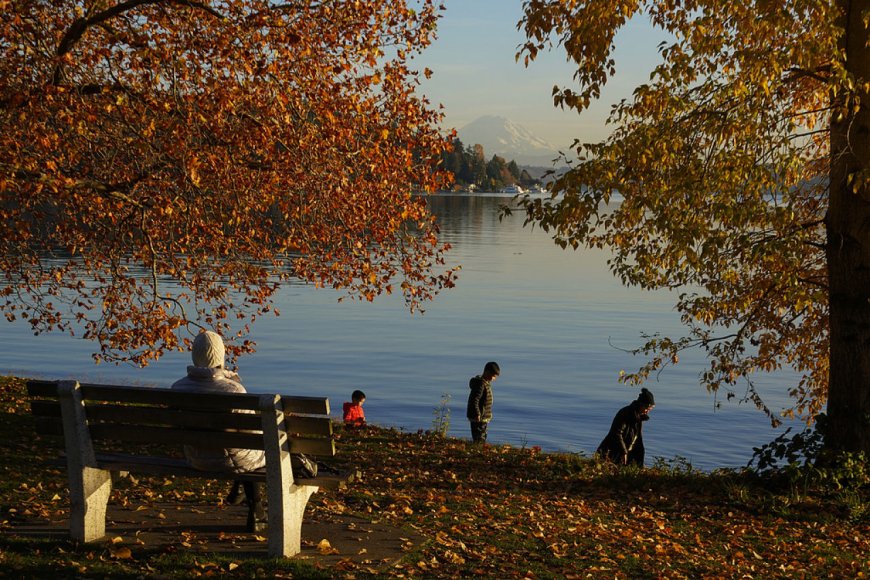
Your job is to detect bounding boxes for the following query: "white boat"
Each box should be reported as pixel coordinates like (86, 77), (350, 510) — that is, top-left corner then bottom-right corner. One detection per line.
(500, 184), (525, 194)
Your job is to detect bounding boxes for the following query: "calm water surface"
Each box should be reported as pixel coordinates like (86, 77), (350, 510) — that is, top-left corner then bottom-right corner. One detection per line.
(0, 193), (800, 471)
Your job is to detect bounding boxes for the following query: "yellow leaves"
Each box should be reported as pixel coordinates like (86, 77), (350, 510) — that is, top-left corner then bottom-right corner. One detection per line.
(317, 538), (339, 555)
(187, 156), (202, 187)
(549, 542), (570, 557)
(108, 537), (132, 560)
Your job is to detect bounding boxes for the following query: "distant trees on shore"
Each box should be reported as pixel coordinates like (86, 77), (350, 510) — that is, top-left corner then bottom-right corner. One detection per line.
(440, 137), (540, 192)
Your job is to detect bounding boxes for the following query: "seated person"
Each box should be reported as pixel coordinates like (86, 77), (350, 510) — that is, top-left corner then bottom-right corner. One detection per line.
(171, 330), (266, 532)
(342, 389), (367, 428)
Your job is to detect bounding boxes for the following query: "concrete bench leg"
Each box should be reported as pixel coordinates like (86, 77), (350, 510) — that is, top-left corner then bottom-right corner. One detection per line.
(260, 393), (321, 557)
(268, 484), (318, 557)
(58, 380), (112, 542)
(69, 466), (113, 542)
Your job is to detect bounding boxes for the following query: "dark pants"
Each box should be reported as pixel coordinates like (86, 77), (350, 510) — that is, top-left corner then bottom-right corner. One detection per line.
(243, 481), (266, 531)
(228, 481), (266, 528)
(470, 421), (488, 443)
(242, 482), (264, 513)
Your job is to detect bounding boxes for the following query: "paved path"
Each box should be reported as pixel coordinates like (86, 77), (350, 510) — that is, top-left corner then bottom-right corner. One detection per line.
(6, 500), (421, 569)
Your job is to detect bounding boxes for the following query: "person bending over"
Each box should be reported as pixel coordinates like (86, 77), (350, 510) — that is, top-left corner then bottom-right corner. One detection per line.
(596, 388), (655, 467)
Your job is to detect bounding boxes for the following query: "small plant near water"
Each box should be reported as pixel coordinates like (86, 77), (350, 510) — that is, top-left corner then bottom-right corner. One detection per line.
(837, 490), (870, 524)
(749, 413), (870, 502)
(431, 392), (451, 437)
(650, 455), (699, 474)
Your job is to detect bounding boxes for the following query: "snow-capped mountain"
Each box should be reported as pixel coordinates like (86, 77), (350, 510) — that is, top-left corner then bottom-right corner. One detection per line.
(456, 115), (559, 166)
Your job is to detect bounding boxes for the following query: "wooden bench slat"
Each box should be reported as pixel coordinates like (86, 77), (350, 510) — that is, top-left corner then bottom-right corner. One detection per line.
(88, 424), (333, 452)
(29, 380), (331, 415)
(289, 437), (335, 456)
(30, 380), (264, 410)
(281, 396), (330, 415)
(34, 403), (334, 437)
(26, 379), (59, 398)
(87, 405), (261, 431)
(285, 415), (333, 436)
(30, 399), (61, 418)
(95, 454), (252, 479)
(34, 416), (63, 436)
(81, 384), (264, 410)
(91, 453), (352, 490)
(88, 424), (267, 449)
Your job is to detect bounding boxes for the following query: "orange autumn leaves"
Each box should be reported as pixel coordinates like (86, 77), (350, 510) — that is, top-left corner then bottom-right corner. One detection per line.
(0, 0), (456, 365)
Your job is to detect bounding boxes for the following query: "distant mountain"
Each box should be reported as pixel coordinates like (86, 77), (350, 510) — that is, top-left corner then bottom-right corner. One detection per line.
(456, 115), (560, 166)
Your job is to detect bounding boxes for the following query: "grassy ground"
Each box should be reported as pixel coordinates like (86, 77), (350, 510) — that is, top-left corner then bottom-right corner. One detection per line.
(1, 376), (868, 578)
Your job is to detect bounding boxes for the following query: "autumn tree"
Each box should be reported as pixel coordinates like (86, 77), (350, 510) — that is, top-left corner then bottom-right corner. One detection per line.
(517, 0), (870, 453)
(486, 154), (510, 189)
(0, 0), (457, 365)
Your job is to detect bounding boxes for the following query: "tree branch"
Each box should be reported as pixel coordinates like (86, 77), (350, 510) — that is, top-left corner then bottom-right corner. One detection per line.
(54, 0), (225, 85)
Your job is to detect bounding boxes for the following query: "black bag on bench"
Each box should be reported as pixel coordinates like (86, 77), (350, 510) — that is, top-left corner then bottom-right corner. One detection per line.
(291, 453), (318, 478)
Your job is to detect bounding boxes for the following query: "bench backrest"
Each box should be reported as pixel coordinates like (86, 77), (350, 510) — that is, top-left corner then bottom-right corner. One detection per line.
(27, 379), (335, 457)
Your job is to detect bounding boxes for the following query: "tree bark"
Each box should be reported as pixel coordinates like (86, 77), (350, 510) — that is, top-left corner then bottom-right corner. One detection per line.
(826, 0), (870, 454)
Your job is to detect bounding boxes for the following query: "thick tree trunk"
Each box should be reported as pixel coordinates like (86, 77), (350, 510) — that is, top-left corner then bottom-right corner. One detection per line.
(826, 0), (870, 454)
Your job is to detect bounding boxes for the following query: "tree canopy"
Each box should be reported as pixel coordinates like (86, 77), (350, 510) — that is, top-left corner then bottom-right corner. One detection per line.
(0, 0), (456, 365)
(517, 0), (870, 452)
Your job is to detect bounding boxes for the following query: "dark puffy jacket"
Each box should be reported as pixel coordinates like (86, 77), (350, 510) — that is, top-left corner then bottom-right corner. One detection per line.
(466, 375), (493, 422)
(596, 401), (649, 466)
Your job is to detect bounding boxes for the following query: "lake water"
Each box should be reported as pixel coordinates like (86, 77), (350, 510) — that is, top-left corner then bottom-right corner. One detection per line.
(0, 193), (800, 471)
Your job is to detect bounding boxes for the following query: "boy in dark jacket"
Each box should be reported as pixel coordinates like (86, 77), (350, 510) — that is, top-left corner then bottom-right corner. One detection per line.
(596, 388), (655, 466)
(466, 361), (500, 443)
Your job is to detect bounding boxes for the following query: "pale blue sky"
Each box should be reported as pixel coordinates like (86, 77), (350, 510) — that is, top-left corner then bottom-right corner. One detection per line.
(414, 1), (668, 151)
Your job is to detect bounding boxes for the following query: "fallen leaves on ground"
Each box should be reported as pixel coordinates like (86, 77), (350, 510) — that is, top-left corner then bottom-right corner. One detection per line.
(2, 375), (868, 578)
(334, 426), (870, 578)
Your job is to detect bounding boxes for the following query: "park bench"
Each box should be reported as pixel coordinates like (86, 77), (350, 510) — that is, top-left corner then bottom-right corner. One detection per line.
(26, 378), (353, 558)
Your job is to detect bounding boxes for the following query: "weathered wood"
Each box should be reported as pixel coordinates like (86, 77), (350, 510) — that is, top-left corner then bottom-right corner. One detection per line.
(88, 453), (353, 490)
(34, 400), (334, 439)
(88, 424), (267, 449)
(86, 404), (261, 431)
(281, 396), (330, 415)
(285, 415), (334, 436)
(287, 437), (336, 456)
(30, 399), (61, 419)
(26, 379), (59, 398)
(35, 382), (324, 412)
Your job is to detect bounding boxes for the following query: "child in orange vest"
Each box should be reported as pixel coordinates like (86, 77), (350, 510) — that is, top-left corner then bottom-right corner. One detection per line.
(343, 389), (367, 428)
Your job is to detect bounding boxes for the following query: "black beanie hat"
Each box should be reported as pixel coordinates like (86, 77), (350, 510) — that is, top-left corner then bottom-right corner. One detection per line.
(637, 388), (655, 406)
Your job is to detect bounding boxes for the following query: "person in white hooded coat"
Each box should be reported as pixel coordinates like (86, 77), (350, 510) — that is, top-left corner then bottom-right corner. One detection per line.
(171, 330), (267, 531)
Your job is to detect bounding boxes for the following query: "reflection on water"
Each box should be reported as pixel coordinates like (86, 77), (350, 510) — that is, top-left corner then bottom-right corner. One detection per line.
(0, 193), (799, 470)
